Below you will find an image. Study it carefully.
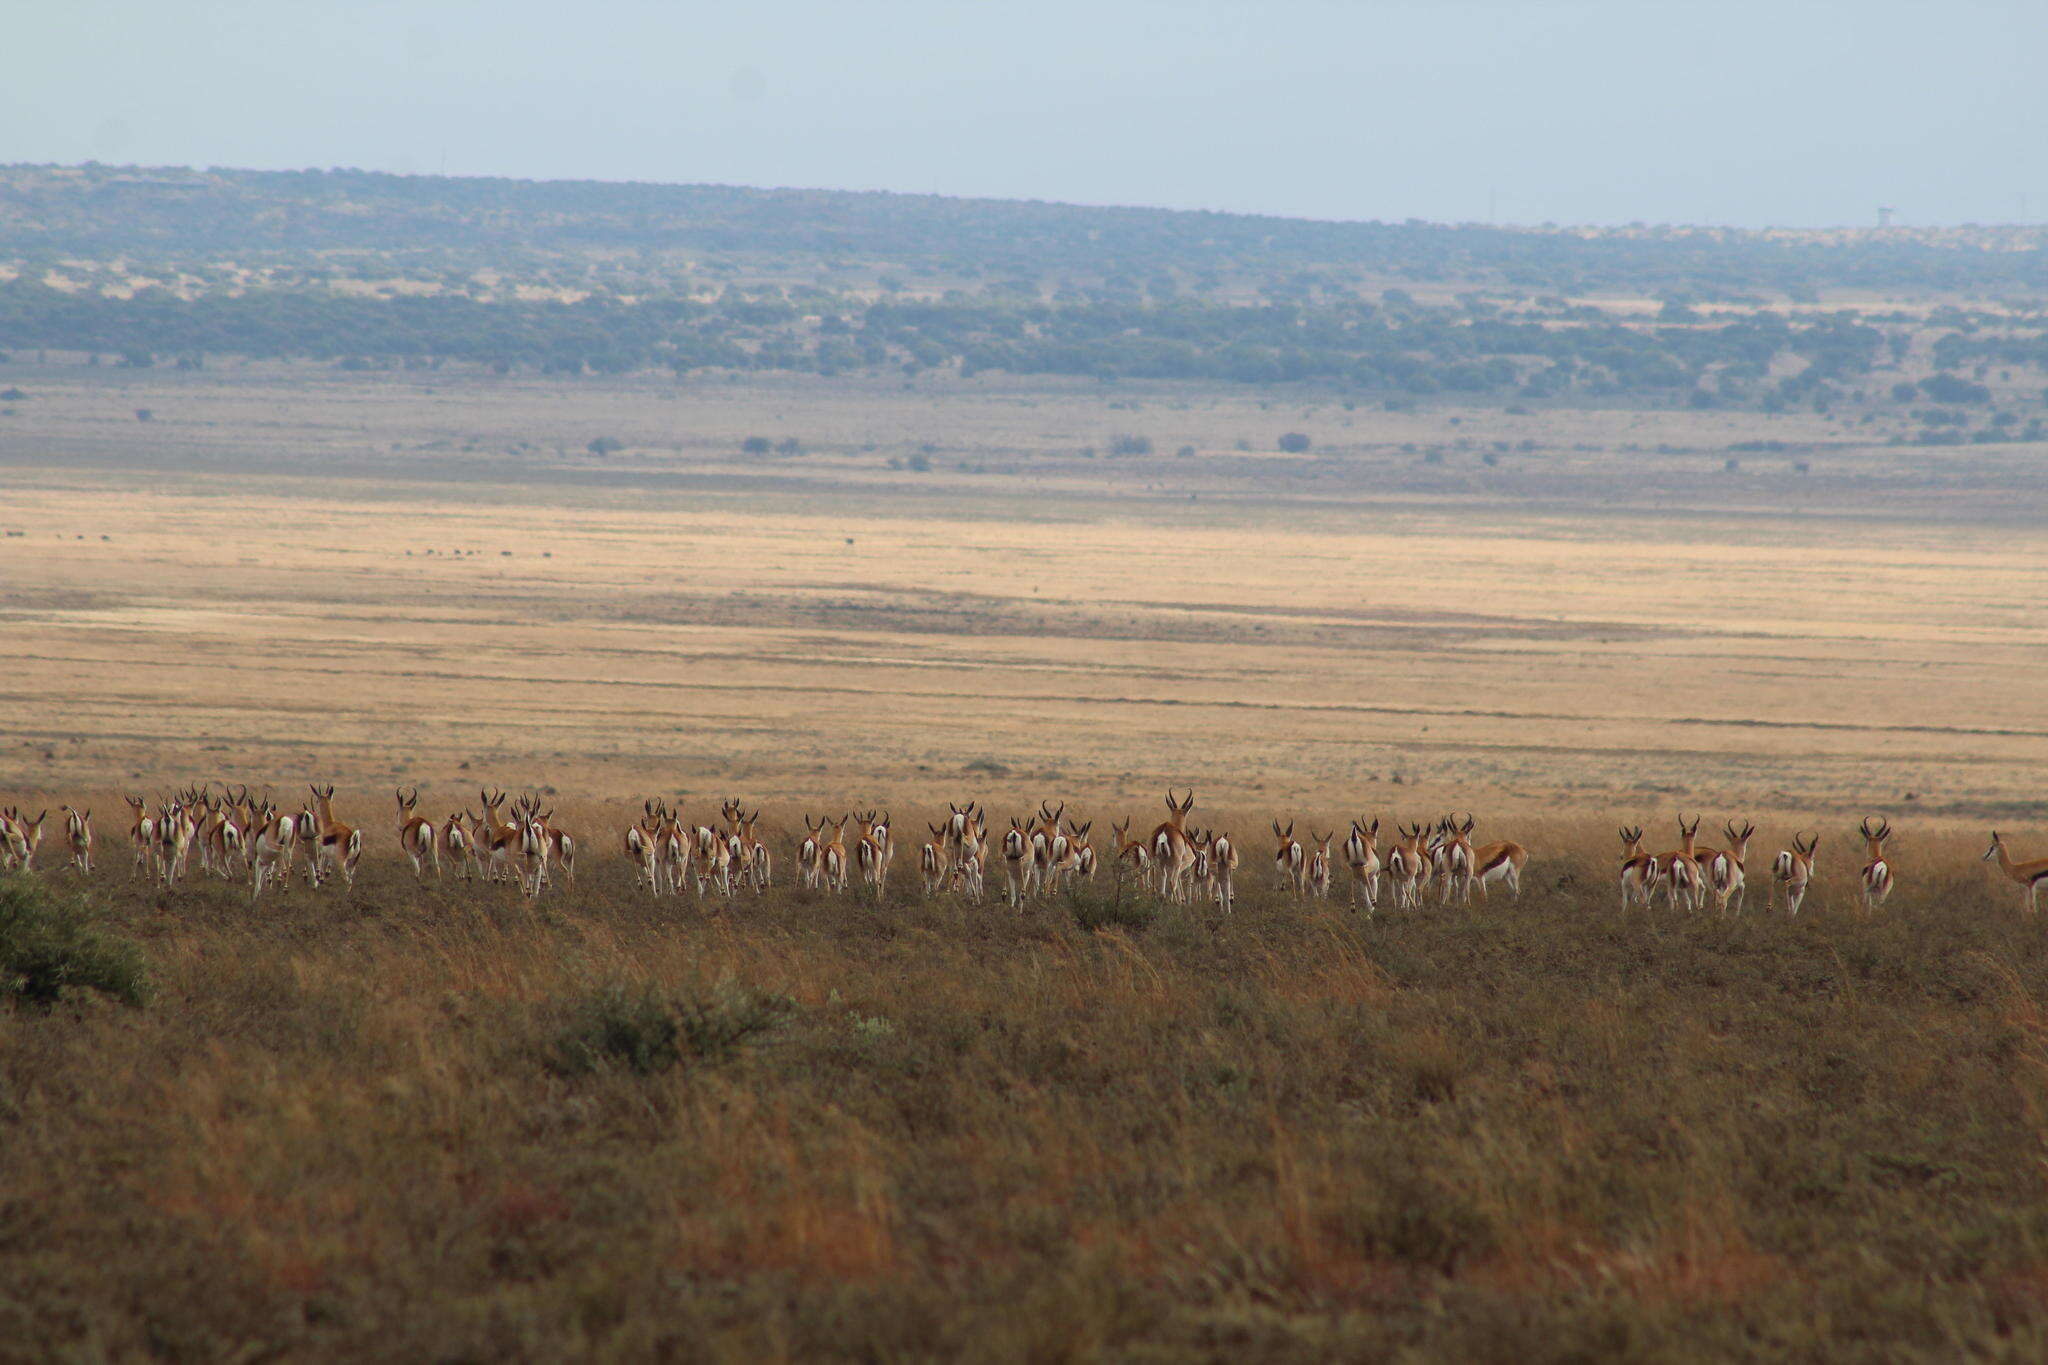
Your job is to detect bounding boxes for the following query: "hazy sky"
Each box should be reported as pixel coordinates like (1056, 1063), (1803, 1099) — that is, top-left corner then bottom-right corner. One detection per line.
(8, 0), (2042, 228)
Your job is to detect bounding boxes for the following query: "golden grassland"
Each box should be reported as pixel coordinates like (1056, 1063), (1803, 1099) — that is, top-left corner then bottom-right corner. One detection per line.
(2, 365), (2045, 819)
(4, 364), (2048, 1357)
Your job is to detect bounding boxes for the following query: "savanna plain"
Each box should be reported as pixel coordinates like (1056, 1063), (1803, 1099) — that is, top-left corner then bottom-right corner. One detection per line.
(6, 352), (2048, 1359)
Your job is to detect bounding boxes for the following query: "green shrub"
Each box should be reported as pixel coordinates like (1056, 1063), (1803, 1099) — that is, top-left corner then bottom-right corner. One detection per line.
(0, 876), (149, 1010)
(549, 976), (793, 1076)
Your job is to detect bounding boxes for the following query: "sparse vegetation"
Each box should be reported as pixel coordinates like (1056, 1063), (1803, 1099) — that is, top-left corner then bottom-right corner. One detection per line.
(548, 976), (793, 1076)
(3, 843), (2047, 1355)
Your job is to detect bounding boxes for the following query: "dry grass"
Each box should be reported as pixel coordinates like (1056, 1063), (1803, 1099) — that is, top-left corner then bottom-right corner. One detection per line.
(3, 367), (2046, 816)
(4, 361), (2047, 1355)
(5, 817), (2048, 1359)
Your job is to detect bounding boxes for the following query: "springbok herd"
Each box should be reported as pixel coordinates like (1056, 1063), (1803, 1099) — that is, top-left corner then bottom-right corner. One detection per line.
(3, 787), (2047, 915)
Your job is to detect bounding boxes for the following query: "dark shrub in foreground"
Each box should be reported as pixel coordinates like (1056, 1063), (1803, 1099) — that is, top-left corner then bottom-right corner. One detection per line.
(0, 875), (149, 1009)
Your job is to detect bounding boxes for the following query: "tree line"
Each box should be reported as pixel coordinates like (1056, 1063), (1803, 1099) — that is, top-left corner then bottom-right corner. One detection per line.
(0, 275), (1931, 408)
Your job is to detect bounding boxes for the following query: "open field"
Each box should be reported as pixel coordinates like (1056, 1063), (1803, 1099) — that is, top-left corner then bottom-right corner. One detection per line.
(5, 355), (2048, 1358)
(8, 820), (2048, 1358)
(3, 364), (2047, 822)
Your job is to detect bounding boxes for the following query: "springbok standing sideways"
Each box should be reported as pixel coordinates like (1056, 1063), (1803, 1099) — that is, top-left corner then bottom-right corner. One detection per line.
(1983, 830), (2048, 912)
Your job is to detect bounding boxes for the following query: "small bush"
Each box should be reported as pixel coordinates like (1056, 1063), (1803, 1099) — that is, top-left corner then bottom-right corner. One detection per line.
(0, 876), (149, 1010)
(549, 977), (793, 1076)
(1066, 881), (1158, 933)
(1333, 1172), (1497, 1273)
(1277, 432), (1311, 453)
(1108, 434), (1152, 456)
(740, 436), (772, 455)
(586, 436), (623, 456)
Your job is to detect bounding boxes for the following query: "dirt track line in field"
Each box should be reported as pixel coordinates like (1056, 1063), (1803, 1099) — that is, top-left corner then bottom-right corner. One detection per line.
(6, 663), (2046, 744)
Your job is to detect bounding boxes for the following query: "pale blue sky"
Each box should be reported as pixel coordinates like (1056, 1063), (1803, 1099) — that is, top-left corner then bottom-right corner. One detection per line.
(6, 0), (2041, 227)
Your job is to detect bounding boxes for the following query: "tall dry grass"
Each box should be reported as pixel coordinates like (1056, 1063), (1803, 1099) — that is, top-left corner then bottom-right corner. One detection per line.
(3, 805), (2047, 1358)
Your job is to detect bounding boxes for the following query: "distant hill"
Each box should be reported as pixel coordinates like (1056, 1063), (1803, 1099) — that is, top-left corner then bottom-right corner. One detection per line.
(2, 164), (2045, 416)
(3, 162), (2045, 297)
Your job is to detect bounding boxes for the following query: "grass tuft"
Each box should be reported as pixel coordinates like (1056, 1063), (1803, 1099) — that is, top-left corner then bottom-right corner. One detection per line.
(1066, 879), (1159, 932)
(548, 975), (794, 1075)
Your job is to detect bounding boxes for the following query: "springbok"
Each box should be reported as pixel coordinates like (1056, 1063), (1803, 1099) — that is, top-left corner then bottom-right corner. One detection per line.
(1272, 820), (1306, 899)
(692, 818), (733, 897)
(195, 787), (246, 880)
(475, 789), (526, 888)
(307, 784), (363, 889)
(1709, 821), (1754, 913)
(539, 807), (575, 888)
(1305, 830), (1334, 900)
(248, 801), (301, 903)
(819, 816), (849, 895)
(951, 841), (985, 901)
(1468, 831), (1528, 900)
(1028, 803), (1067, 899)
(1001, 815), (1033, 909)
(1619, 826), (1657, 909)
(741, 810), (770, 891)
(942, 802), (982, 865)
(1771, 831), (1817, 914)
(1204, 829), (1238, 914)
(443, 811), (478, 882)
(0, 808), (37, 872)
(1654, 816), (1708, 912)
(1983, 831), (2048, 912)
(921, 823), (949, 895)
(124, 795), (155, 875)
(1434, 815), (1476, 904)
(61, 805), (92, 873)
(1343, 818), (1381, 913)
(624, 813), (659, 896)
(1858, 817), (1894, 908)
(514, 798), (551, 897)
(721, 800), (770, 893)
(1111, 816), (1152, 884)
(853, 810), (890, 897)
(155, 798), (195, 885)
(1148, 790), (1197, 902)
(1386, 822), (1429, 909)
(797, 815), (824, 891)
(397, 787), (439, 879)
(1049, 819), (1096, 891)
